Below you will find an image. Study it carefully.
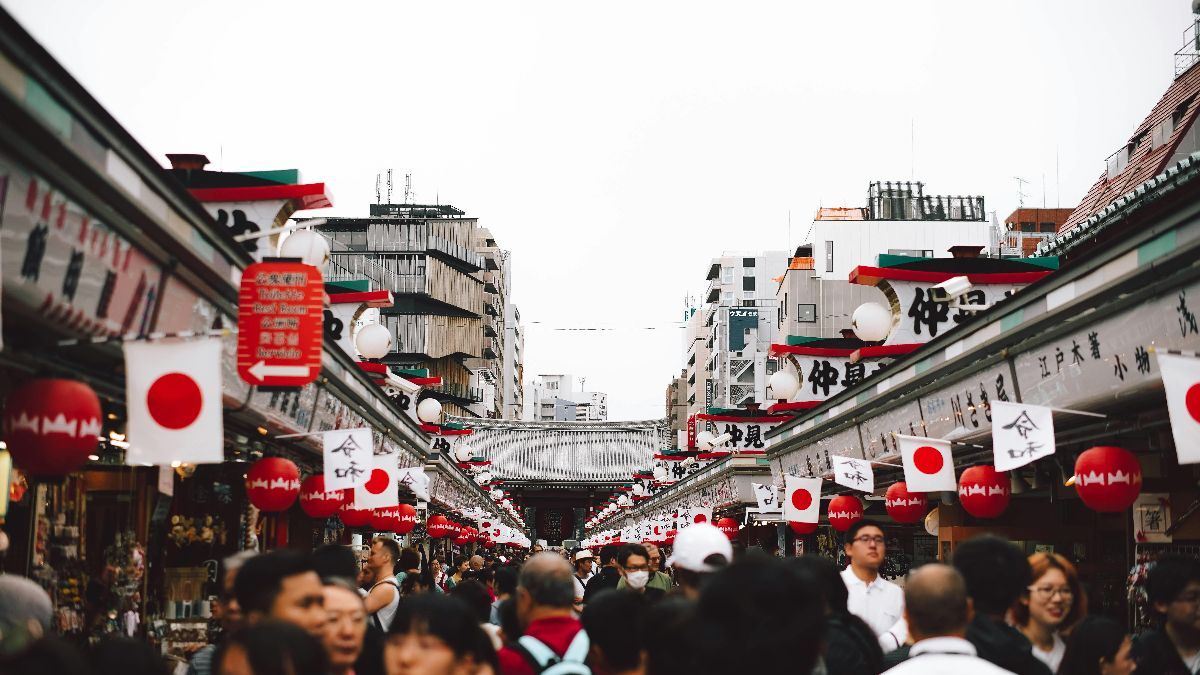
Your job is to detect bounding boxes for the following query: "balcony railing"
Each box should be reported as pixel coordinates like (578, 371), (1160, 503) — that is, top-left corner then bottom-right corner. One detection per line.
(429, 382), (484, 403)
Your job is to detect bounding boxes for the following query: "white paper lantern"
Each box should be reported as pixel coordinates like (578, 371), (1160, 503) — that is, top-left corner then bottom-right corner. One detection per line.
(632, 484), (645, 497)
(490, 488), (504, 500)
(924, 506), (940, 537)
(653, 466), (668, 481)
(618, 495), (631, 507)
(696, 430), (715, 450)
(354, 323), (393, 359)
(768, 370), (800, 400)
(277, 229), (330, 268)
(478, 470), (492, 484)
(417, 398), (443, 424)
(851, 302), (892, 342)
(454, 444), (474, 463)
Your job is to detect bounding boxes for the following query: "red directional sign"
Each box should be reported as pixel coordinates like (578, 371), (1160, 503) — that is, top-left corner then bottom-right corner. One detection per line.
(237, 261), (324, 387)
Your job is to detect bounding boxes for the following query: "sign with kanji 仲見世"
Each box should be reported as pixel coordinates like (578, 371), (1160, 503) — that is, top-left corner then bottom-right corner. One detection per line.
(237, 261), (324, 387)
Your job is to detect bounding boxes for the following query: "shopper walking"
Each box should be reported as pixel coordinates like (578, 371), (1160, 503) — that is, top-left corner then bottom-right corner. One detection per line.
(1059, 615), (1137, 675)
(665, 523), (731, 600)
(188, 550), (256, 675)
(841, 521), (906, 652)
(233, 549), (327, 637)
(881, 564), (1011, 675)
(365, 537), (403, 631)
(498, 553), (588, 675)
(1131, 554), (1200, 675)
(572, 549), (596, 611)
(1012, 552), (1087, 673)
(794, 554), (883, 675)
(321, 578), (369, 675)
(584, 544), (623, 603)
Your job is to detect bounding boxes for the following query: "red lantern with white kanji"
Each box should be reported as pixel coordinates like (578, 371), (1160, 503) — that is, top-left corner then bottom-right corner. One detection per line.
(338, 502), (372, 529)
(427, 515), (453, 538)
(958, 465), (1010, 518)
(716, 517), (739, 540)
(1074, 446), (1142, 512)
(481, 534), (495, 549)
(663, 528), (677, 545)
(395, 504), (418, 534)
(454, 526), (474, 545)
(885, 482), (928, 524)
(789, 521), (818, 535)
(4, 378), (102, 478)
(246, 457), (301, 512)
(299, 475), (346, 519)
(371, 506), (404, 532)
(828, 495), (864, 532)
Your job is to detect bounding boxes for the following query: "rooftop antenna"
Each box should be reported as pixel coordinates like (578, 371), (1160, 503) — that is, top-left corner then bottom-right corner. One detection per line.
(386, 169), (393, 204)
(404, 173), (413, 204)
(375, 173), (381, 204)
(1013, 176), (1030, 208)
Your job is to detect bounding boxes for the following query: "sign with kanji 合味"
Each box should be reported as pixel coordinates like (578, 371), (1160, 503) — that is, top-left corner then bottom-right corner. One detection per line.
(237, 261), (324, 387)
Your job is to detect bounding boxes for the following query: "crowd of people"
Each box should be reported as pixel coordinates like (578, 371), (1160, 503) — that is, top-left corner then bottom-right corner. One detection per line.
(1, 521), (1198, 675)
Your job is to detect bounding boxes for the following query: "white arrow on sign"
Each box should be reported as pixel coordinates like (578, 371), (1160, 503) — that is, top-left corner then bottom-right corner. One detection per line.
(248, 361), (310, 382)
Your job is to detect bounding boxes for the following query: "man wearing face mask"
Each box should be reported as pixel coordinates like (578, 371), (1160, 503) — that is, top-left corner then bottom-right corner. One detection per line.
(615, 544), (666, 602)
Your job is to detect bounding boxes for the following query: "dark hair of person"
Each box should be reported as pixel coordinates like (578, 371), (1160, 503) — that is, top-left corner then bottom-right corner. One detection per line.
(91, 635), (168, 675)
(397, 547), (421, 571)
(312, 544), (359, 582)
(371, 537), (401, 565)
(951, 534), (1032, 615)
(449, 580), (493, 623)
(213, 620), (329, 675)
(791, 555), (883, 674)
(234, 549), (317, 616)
(496, 598), (521, 645)
(582, 590), (648, 673)
(0, 635), (89, 675)
(617, 544), (650, 568)
(1146, 554), (1200, 615)
(386, 594), (498, 672)
(642, 597), (695, 675)
(598, 544), (621, 566)
(1057, 615), (1128, 675)
(474, 568), (495, 586)
(495, 565), (519, 596)
(843, 519), (884, 544)
(454, 555), (471, 569)
(691, 557), (824, 675)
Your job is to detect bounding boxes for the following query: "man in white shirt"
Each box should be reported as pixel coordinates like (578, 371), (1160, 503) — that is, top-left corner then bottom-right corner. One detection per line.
(841, 520), (907, 652)
(883, 564), (1013, 675)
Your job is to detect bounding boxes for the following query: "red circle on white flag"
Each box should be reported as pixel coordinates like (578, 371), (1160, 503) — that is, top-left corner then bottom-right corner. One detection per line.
(791, 488), (812, 510)
(147, 373), (202, 429)
(364, 468), (390, 494)
(1186, 383), (1200, 423)
(694, 513), (707, 523)
(914, 446), (944, 474)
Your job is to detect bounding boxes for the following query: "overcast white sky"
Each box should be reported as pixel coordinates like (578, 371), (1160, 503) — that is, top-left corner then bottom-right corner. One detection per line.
(5, 1), (1191, 420)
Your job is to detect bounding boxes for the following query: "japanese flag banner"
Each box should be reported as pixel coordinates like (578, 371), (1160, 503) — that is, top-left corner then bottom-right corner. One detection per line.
(354, 446), (400, 510)
(784, 475), (822, 523)
(124, 338), (223, 465)
(752, 482), (781, 512)
(1158, 353), (1200, 465)
(832, 456), (875, 493)
(990, 401), (1056, 471)
(689, 507), (713, 526)
(676, 506), (712, 530)
(323, 428), (372, 490)
(897, 435), (957, 492)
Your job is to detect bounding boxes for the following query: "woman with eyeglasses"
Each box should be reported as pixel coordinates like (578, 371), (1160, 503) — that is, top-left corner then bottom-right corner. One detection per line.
(1011, 552), (1087, 673)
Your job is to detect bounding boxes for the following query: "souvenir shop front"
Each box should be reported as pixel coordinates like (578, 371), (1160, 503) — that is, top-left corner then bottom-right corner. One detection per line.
(766, 152), (1200, 626)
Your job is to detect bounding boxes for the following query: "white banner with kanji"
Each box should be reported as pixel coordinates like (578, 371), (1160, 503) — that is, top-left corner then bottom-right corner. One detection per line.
(990, 401), (1056, 471)
(323, 427), (372, 490)
(832, 456), (875, 493)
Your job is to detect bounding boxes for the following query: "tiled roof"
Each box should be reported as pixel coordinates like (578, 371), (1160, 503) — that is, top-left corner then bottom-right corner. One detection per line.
(1061, 63), (1200, 234)
(447, 418), (667, 482)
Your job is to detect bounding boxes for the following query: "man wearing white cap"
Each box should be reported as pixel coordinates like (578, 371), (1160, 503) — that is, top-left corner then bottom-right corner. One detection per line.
(571, 548), (595, 612)
(666, 522), (733, 600)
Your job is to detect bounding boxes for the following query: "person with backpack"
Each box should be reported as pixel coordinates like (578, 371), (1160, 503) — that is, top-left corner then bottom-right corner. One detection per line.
(498, 553), (592, 675)
(364, 536), (403, 631)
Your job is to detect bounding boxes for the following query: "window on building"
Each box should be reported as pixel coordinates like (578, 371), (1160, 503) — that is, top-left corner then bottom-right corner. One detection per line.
(1039, 222), (1057, 233)
(1020, 222), (1037, 232)
(742, 276), (756, 291)
(825, 241), (834, 272)
(743, 258), (756, 267)
(721, 266), (734, 283)
(742, 299), (756, 307)
(743, 291), (755, 300)
(797, 304), (816, 322)
(887, 248), (934, 258)
(722, 291), (734, 305)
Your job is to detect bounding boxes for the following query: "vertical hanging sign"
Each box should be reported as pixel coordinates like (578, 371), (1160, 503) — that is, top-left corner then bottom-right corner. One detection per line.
(237, 261), (324, 387)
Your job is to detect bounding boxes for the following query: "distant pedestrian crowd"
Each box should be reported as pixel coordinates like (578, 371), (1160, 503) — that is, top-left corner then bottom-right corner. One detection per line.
(1, 522), (1198, 675)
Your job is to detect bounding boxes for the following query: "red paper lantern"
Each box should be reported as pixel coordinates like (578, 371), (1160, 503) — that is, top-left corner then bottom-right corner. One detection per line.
(246, 457), (301, 512)
(427, 515), (453, 538)
(454, 526), (474, 545)
(1075, 446), (1142, 512)
(480, 535), (496, 549)
(663, 528), (677, 545)
(958, 465), (1010, 518)
(298, 475), (346, 519)
(789, 521), (818, 535)
(4, 378), (102, 478)
(716, 517), (739, 540)
(828, 495), (864, 532)
(394, 504), (418, 535)
(338, 502), (372, 528)
(371, 506), (404, 532)
(885, 482), (928, 524)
